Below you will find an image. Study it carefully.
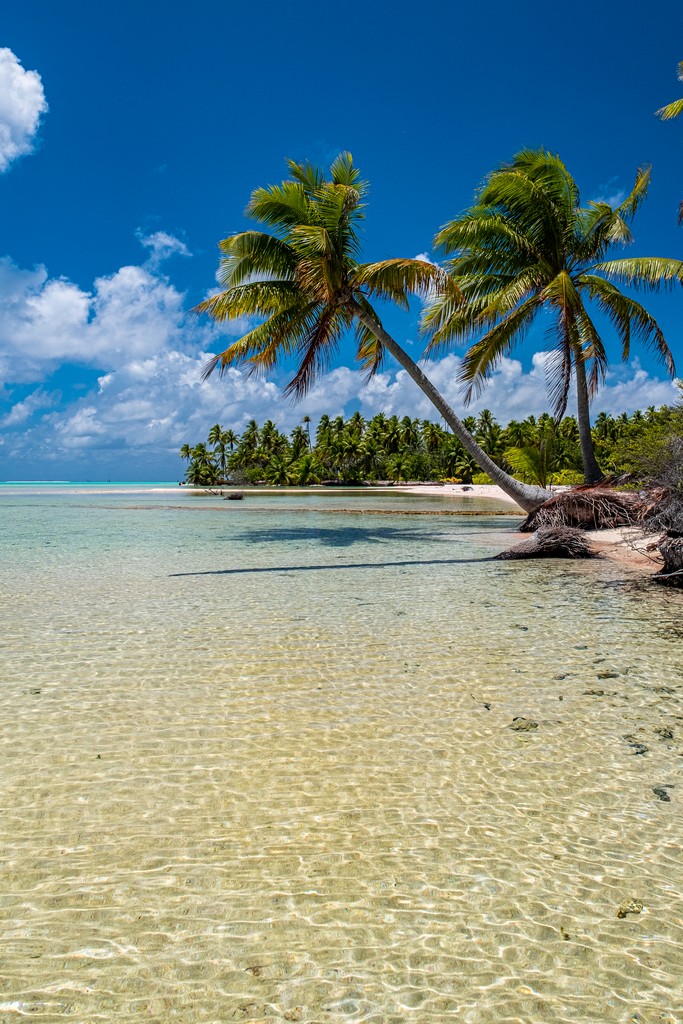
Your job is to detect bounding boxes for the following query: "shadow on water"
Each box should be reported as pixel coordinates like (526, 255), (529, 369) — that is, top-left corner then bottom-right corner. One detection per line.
(222, 523), (484, 548)
(170, 556), (492, 578)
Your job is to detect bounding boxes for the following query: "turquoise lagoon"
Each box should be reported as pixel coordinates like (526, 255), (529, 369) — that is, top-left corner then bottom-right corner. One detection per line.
(1, 483), (682, 1022)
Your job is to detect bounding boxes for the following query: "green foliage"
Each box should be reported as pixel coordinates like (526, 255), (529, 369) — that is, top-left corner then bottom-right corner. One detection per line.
(550, 469), (585, 486)
(179, 399), (681, 490)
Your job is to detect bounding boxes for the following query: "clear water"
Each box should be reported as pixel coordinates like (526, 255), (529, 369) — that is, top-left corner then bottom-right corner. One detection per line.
(1, 485), (682, 1023)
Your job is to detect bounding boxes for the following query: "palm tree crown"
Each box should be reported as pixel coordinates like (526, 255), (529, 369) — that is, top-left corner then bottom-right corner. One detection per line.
(423, 149), (681, 481)
(196, 152), (448, 394)
(656, 60), (683, 121)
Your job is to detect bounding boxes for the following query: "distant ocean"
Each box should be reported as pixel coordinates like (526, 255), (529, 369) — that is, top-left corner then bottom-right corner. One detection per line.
(1, 482), (682, 1021)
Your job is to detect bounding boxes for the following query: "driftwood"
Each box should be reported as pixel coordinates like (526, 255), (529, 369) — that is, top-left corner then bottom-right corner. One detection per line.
(654, 533), (683, 587)
(494, 526), (597, 560)
(520, 486), (640, 532)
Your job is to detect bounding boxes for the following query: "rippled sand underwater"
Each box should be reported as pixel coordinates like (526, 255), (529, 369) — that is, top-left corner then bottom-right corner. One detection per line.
(1, 486), (682, 1023)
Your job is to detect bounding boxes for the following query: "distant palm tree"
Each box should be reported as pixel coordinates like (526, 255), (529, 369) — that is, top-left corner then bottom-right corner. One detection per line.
(424, 149), (680, 483)
(301, 415), (312, 448)
(194, 153), (552, 510)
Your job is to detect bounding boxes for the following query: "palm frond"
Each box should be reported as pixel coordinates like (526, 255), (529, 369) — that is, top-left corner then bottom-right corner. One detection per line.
(329, 151), (363, 188)
(354, 258), (457, 310)
(285, 306), (352, 397)
(434, 209), (541, 261)
(615, 165), (651, 221)
(201, 301), (317, 380)
(574, 303), (608, 399)
(194, 280), (299, 320)
(540, 270), (582, 313)
(577, 203), (634, 258)
(286, 159), (325, 195)
(290, 224), (334, 257)
(354, 295), (385, 378)
(593, 256), (683, 289)
(581, 273), (675, 375)
(216, 232), (296, 287)
(247, 181), (311, 229)
(459, 295), (540, 404)
(656, 97), (683, 120)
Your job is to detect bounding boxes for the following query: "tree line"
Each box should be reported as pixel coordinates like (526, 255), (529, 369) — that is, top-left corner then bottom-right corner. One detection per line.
(180, 399), (681, 488)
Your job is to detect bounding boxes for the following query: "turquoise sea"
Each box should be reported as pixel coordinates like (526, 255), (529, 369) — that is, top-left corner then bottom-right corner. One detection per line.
(1, 483), (682, 1023)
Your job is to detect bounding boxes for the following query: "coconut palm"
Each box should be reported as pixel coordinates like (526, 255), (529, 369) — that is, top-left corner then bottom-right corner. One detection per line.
(194, 153), (552, 511)
(424, 149), (680, 483)
(656, 61), (683, 222)
(301, 415), (312, 448)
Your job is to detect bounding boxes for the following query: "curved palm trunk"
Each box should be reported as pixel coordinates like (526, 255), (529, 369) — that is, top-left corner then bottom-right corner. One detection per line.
(351, 302), (551, 511)
(574, 356), (604, 484)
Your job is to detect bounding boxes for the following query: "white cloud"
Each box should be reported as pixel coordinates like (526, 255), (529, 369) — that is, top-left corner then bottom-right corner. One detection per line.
(0, 48), (48, 173)
(1, 387), (57, 426)
(0, 255), (197, 384)
(137, 230), (191, 269)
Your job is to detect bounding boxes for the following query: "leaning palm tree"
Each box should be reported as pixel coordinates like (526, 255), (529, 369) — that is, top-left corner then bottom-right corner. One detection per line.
(423, 149), (680, 483)
(194, 153), (550, 510)
(656, 61), (683, 222)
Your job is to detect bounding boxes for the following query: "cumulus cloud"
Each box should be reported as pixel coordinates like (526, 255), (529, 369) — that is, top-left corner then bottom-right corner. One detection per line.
(0, 48), (48, 173)
(0, 245), (204, 385)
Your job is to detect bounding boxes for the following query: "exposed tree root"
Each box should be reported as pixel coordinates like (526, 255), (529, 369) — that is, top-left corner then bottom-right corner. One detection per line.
(519, 486), (641, 532)
(494, 526), (597, 560)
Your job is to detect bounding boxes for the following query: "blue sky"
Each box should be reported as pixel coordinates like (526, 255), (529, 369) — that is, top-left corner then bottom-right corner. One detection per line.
(1, 0), (682, 480)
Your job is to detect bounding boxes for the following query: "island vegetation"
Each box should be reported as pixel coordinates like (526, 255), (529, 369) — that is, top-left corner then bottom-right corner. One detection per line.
(180, 398), (681, 491)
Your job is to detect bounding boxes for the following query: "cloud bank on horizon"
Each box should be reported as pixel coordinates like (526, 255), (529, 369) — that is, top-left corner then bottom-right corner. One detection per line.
(0, 46), (679, 480)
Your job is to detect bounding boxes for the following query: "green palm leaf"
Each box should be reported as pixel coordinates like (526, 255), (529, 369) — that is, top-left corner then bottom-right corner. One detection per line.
(593, 256), (683, 289)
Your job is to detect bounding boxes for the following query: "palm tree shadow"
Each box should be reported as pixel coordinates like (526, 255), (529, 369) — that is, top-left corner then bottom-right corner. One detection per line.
(170, 555), (492, 578)
(223, 523), (484, 549)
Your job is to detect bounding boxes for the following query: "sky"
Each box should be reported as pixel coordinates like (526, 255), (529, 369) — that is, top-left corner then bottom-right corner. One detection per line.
(1, 0), (682, 480)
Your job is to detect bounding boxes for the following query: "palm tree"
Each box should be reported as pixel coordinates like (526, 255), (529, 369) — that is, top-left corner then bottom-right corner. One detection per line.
(424, 149), (680, 483)
(224, 428), (239, 452)
(656, 61), (683, 222)
(187, 443), (218, 485)
(301, 415), (312, 448)
(194, 153), (553, 511)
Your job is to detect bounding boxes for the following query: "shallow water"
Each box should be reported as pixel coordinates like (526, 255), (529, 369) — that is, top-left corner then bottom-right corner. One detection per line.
(1, 485), (682, 1023)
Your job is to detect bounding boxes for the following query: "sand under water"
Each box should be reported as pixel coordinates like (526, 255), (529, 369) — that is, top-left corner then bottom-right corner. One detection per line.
(1, 483), (682, 1022)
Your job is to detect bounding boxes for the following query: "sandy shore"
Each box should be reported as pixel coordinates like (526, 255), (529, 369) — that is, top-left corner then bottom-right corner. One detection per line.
(395, 482), (526, 507)
(584, 526), (663, 574)
(396, 483), (665, 577)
